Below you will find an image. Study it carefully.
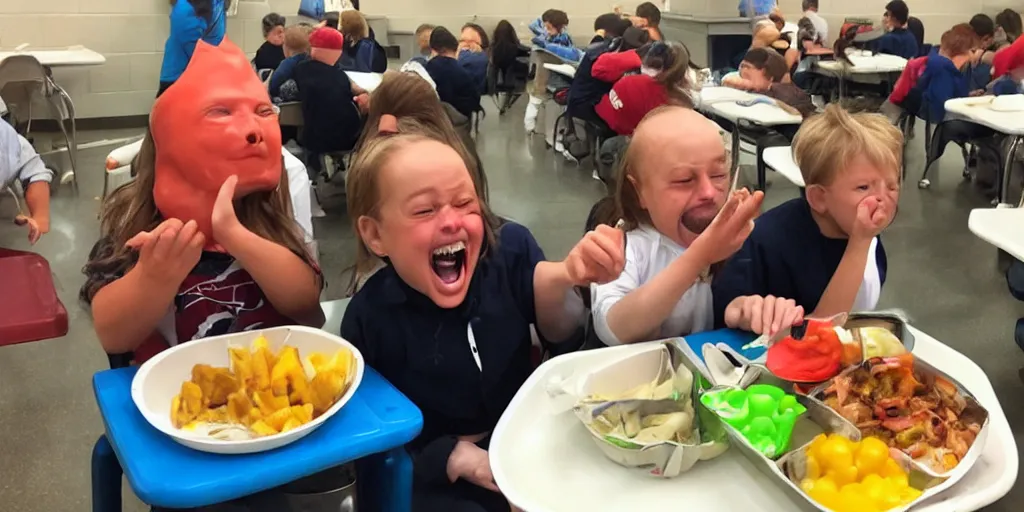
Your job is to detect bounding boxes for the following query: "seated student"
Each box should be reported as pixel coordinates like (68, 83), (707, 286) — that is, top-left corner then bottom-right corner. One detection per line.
(525, 9), (584, 132)
(253, 12), (287, 71)
(917, 24), (977, 122)
(82, 38), (323, 365)
(751, 21), (799, 81)
(341, 10), (384, 72)
(990, 39), (1024, 95)
(342, 105), (622, 512)
(802, 0), (828, 44)
(410, 24), (435, 66)
(426, 27), (482, 118)
(714, 106), (900, 325)
(592, 13), (625, 45)
(567, 24), (646, 131)
(490, 19), (530, 75)
(872, 1), (919, 59)
(269, 24), (314, 99)
(592, 106), (803, 346)
(725, 48), (816, 119)
(996, 8), (1023, 44)
(596, 42), (695, 136)
(459, 23), (490, 94)
(634, 2), (664, 41)
(966, 14), (1003, 91)
(1, 121), (52, 245)
(294, 28), (369, 163)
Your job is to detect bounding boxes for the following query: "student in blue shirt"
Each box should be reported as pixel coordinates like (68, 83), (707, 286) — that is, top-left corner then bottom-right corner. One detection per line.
(458, 23), (491, 94)
(916, 24), (976, 122)
(159, 0), (228, 95)
(714, 106), (900, 325)
(873, 1), (919, 59)
(269, 24), (313, 99)
(426, 27), (482, 118)
(342, 103), (624, 512)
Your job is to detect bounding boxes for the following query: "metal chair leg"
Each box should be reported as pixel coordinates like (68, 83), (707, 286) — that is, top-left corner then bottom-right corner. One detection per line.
(999, 136), (1022, 206)
(91, 435), (123, 512)
(919, 120), (934, 189)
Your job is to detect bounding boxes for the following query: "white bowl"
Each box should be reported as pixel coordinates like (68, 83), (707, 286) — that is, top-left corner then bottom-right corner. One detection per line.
(131, 326), (365, 455)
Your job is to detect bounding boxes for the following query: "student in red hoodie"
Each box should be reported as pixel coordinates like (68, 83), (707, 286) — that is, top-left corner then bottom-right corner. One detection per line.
(595, 41), (694, 136)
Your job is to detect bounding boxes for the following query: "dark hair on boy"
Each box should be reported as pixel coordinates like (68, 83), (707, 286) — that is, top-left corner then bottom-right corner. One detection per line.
(941, 23), (981, 56)
(997, 9), (1023, 39)
(970, 14), (996, 39)
(429, 26), (460, 53)
(885, 1), (910, 26)
(462, 23), (490, 50)
(261, 13), (286, 37)
(636, 2), (662, 27)
(542, 9), (570, 31)
(323, 11), (340, 30)
(594, 13), (622, 33)
(415, 23), (435, 37)
(743, 47), (789, 82)
(802, 0), (819, 10)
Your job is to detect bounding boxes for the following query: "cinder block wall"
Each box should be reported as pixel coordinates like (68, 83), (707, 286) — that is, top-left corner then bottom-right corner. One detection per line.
(0, 1), (1014, 119)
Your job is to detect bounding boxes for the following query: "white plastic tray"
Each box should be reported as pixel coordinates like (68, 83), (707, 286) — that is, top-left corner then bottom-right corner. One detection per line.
(490, 326), (1017, 511)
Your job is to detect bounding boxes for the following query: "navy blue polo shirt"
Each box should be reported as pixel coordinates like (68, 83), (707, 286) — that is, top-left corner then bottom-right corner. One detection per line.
(426, 55), (482, 117)
(340, 222), (543, 484)
(873, 28), (919, 60)
(711, 198), (888, 327)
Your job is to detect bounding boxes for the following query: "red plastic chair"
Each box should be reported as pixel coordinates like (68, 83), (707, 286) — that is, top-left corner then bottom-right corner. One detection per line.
(0, 248), (67, 346)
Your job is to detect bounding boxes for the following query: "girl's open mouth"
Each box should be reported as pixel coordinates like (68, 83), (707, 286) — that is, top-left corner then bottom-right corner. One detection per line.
(431, 241), (467, 285)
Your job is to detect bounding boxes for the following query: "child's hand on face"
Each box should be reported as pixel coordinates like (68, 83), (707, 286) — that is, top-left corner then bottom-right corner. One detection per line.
(851, 196), (892, 242)
(563, 224), (626, 286)
(725, 295), (804, 336)
(125, 219), (205, 286)
(355, 93), (370, 114)
(692, 188), (764, 265)
(447, 441), (500, 492)
(211, 175), (249, 251)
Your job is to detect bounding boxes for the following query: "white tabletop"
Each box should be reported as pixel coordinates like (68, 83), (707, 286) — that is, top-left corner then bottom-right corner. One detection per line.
(762, 146), (805, 187)
(815, 51), (907, 75)
(543, 63), (577, 79)
(491, 327), (1018, 512)
(0, 47), (105, 67)
(346, 71), (382, 93)
(705, 100), (803, 127)
(968, 207), (1024, 261)
(945, 96), (1024, 136)
(696, 86), (757, 108)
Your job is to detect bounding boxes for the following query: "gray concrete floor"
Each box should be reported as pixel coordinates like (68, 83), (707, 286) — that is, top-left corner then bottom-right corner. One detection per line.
(0, 101), (1021, 511)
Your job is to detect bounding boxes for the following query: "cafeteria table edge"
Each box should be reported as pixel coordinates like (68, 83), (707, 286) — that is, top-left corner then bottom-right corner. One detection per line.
(94, 365), (423, 508)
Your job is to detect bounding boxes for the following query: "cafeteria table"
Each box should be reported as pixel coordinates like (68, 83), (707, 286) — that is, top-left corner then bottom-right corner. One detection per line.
(945, 96), (1024, 206)
(761, 146), (805, 188)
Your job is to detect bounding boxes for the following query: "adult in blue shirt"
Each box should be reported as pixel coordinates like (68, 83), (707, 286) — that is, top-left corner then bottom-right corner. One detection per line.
(872, 1), (918, 59)
(159, 0), (228, 96)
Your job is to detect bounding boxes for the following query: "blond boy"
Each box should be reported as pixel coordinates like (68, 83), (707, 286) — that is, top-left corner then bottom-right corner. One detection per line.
(713, 105), (902, 325)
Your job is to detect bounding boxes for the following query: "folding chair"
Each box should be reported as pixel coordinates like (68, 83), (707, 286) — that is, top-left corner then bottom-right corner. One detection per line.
(0, 55), (79, 190)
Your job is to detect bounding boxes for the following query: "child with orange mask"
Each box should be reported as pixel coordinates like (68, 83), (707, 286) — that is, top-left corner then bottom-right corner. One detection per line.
(82, 39), (324, 363)
(341, 96), (625, 511)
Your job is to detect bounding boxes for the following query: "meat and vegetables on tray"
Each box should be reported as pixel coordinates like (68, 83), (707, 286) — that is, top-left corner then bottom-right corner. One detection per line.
(820, 354), (985, 472)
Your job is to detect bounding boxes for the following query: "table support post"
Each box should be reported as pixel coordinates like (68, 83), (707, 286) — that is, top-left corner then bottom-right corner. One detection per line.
(91, 435), (123, 512)
(1000, 136), (1022, 206)
(356, 447), (413, 512)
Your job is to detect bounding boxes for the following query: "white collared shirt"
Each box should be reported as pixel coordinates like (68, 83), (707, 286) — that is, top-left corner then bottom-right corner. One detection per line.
(592, 224), (714, 346)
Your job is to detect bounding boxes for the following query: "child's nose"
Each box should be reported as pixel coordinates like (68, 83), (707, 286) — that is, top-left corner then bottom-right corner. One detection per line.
(438, 207), (461, 232)
(695, 174), (718, 200)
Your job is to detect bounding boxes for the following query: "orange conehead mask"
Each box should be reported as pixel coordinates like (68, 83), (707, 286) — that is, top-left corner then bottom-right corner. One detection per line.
(150, 38), (282, 245)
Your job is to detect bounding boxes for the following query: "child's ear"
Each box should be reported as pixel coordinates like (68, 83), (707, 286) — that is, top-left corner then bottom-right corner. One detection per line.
(356, 215), (387, 257)
(805, 184), (829, 214)
(626, 174), (647, 209)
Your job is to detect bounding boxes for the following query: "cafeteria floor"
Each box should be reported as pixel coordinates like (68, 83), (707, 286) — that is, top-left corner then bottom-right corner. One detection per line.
(1, 102), (1022, 511)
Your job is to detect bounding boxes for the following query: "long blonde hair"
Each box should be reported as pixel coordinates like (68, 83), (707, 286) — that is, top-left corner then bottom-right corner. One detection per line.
(81, 131), (316, 303)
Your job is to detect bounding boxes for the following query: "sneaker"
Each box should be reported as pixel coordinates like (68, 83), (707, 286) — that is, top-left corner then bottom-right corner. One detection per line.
(561, 149), (579, 164)
(524, 97), (542, 133)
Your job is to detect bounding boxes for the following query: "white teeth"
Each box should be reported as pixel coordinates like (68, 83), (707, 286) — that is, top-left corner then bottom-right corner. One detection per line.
(432, 241), (466, 255)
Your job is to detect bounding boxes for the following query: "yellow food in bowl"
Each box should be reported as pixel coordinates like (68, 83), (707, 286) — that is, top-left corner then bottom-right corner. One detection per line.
(169, 335), (354, 439)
